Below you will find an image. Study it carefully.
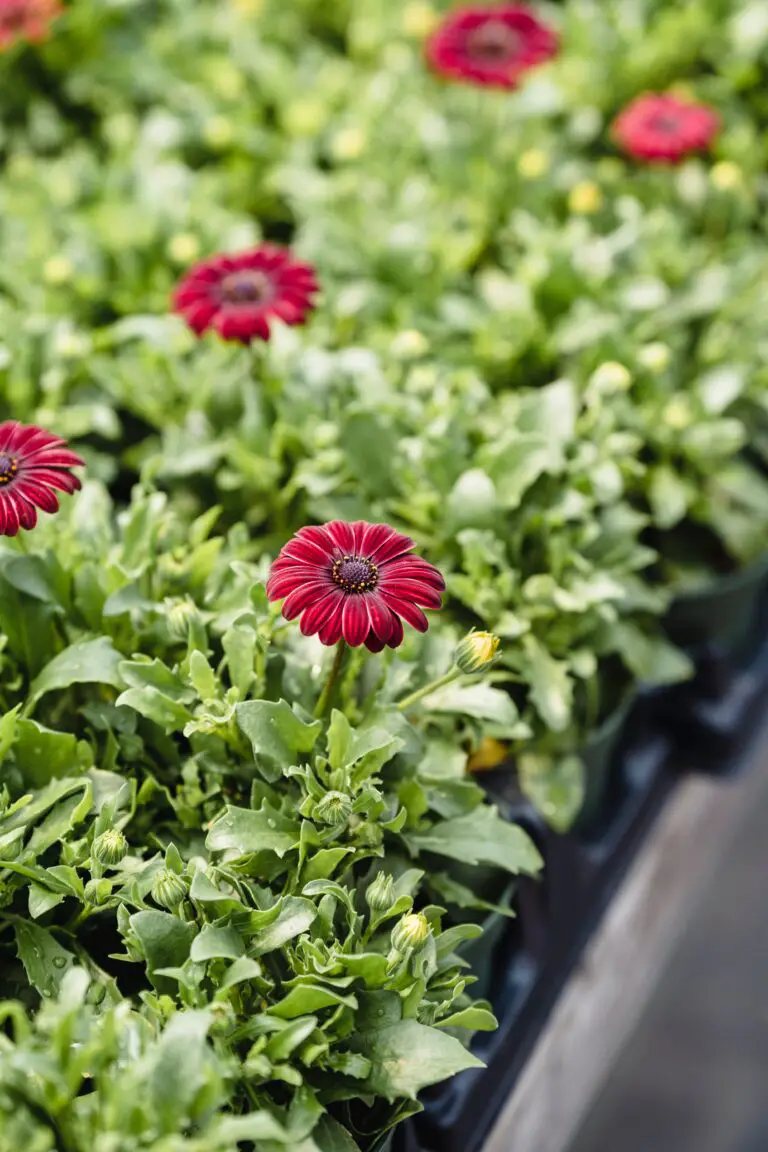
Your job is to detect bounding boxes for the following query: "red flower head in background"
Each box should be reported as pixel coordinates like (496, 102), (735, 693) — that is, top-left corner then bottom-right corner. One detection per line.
(612, 93), (720, 163)
(0, 0), (62, 50)
(172, 246), (318, 344)
(267, 522), (445, 651)
(425, 4), (558, 90)
(0, 422), (83, 535)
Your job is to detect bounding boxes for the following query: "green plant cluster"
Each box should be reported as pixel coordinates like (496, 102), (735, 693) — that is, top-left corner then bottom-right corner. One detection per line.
(2, 0), (768, 1145)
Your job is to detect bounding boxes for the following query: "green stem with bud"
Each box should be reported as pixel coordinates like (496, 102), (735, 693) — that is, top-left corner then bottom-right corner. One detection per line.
(396, 666), (462, 712)
(314, 639), (347, 719)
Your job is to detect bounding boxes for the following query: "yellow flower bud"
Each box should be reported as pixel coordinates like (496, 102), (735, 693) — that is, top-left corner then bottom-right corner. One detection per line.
(455, 630), (501, 674)
(590, 362), (632, 393)
(402, 2), (440, 37)
(710, 161), (743, 191)
(467, 737), (509, 774)
(202, 116), (234, 149)
(663, 397), (694, 429)
(637, 342), (671, 373)
(517, 149), (550, 179)
(568, 180), (603, 215)
(330, 126), (367, 161)
(43, 255), (74, 285)
(391, 912), (429, 952)
(167, 233), (201, 266)
(390, 329), (429, 358)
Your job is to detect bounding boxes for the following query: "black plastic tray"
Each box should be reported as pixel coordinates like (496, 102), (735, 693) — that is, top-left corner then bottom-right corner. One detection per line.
(394, 629), (768, 1152)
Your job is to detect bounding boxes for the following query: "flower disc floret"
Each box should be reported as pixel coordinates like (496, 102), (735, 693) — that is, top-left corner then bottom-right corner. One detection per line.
(0, 421), (83, 536)
(267, 521), (445, 651)
(612, 93), (720, 163)
(172, 245), (319, 344)
(425, 4), (558, 89)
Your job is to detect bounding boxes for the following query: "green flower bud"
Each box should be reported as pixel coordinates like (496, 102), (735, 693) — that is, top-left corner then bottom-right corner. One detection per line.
(84, 878), (113, 906)
(0, 784), (10, 815)
(313, 791), (353, 826)
(366, 872), (395, 913)
(164, 596), (203, 640)
(92, 829), (128, 867)
(151, 869), (188, 910)
(455, 630), (500, 674)
(391, 912), (429, 954)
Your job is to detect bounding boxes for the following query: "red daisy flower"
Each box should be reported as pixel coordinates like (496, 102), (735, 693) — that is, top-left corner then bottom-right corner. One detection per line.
(267, 522), (445, 652)
(172, 246), (319, 345)
(0, 422), (83, 536)
(0, 0), (62, 50)
(612, 93), (720, 163)
(425, 4), (558, 90)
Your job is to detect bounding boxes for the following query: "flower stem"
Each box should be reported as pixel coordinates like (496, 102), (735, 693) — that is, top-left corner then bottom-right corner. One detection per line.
(314, 639), (347, 719)
(396, 666), (462, 712)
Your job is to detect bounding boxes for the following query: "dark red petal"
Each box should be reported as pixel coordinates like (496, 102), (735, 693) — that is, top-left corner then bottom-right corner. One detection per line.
(382, 556), (446, 590)
(383, 577), (443, 609)
(369, 528), (416, 565)
(13, 426), (62, 453)
(318, 599), (345, 646)
(367, 594), (395, 644)
(365, 630), (387, 653)
(0, 493), (14, 536)
(380, 592), (429, 633)
(294, 525), (335, 556)
(8, 490), (37, 531)
(280, 537), (334, 568)
(349, 521), (372, 554)
(282, 581), (327, 620)
(15, 477), (59, 514)
(0, 422), (20, 452)
(24, 447), (85, 468)
(21, 467), (80, 494)
(386, 613), (404, 649)
(358, 522), (396, 557)
(267, 567), (323, 600)
(324, 521), (357, 553)
(342, 597), (370, 647)
(299, 590), (344, 637)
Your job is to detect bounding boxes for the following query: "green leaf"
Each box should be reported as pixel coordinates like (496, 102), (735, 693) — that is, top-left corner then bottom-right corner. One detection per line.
(129, 911), (197, 988)
(303, 847), (353, 882)
(14, 921), (75, 997)
(148, 1010), (214, 1132)
(219, 956), (263, 992)
(190, 925), (245, 963)
(249, 897), (317, 955)
(206, 803), (300, 859)
(518, 753), (584, 833)
(236, 700), (322, 779)
(436, 1006), (497, 1031)
(327, 710), (352, 772)
(29, 636), (125, 706)
(116, 686), (193, 733)
(648, 465), (690, 530)
(188, 650), (217, 701)
(14, 720), (87, 789)
(0, 704), (20, 762)
(523, 636), (573, 732)
(407, 806), (542, 875)
(358, 1019), (483, 1101)
(417, 682), (519, 727)
(269, 984), (357, 1019)
(613, 623), (693, 685)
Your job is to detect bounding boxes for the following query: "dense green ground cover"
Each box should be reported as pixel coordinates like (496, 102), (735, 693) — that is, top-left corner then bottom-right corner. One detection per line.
(1, 0), (767, 1147)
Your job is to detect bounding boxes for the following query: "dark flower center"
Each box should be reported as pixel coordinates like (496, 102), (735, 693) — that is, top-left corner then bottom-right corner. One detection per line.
(651, 112), (682, 134)
(332, 555), (378, 594)
(220, 270), (273, 305)
(467, 20), (520, 62)
(0, 455), (18, 485)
